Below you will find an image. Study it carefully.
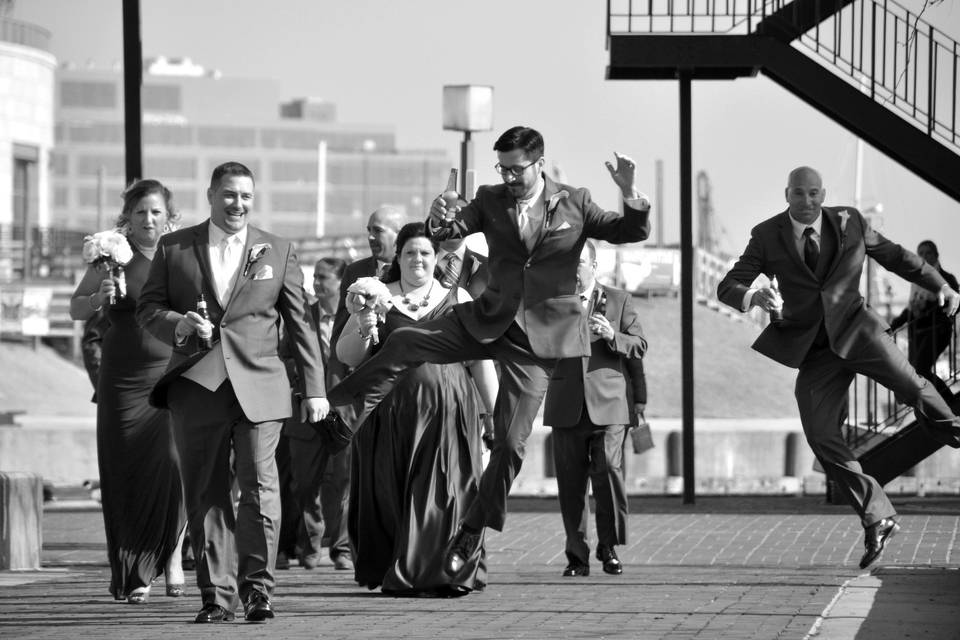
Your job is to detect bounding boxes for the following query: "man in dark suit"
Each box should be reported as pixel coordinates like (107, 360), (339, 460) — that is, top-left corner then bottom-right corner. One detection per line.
(328, 125), (651, 577)
(330, 206), (405, 350)
(437, 236), (489, 299)
(718, 166), (960, 570)
(137, 162), (328, 624)
(544, 240), (646, 578)
(889, 240), (959, 400)
(281, 257), (353, 571)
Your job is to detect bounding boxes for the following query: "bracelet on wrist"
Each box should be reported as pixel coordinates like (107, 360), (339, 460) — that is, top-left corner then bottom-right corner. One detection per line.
(358, 327), (372, 340)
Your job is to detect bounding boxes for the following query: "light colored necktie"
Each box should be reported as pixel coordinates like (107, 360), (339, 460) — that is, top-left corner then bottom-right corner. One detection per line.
(441, 253), (462, 288)
(517, 201), (535, 250)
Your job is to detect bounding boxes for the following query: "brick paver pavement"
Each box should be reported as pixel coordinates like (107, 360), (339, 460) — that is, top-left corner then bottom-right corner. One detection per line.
(0, 496), (957, 639)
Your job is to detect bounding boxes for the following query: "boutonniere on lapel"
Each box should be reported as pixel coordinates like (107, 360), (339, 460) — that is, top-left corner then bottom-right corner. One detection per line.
(544, 190), (570, 230)
(838, 210), (849, 249)
(243, 242), (271, 277)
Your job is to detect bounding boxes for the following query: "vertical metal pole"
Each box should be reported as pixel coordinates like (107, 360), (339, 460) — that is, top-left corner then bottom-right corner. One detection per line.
(460, 131), (473, 197)
(655, 159), (664, 247)
(122, 0), (143, 185)
(679, 72), (695, 505)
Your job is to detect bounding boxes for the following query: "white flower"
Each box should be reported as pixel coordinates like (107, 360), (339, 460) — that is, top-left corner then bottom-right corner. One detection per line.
(839, 210), (849, 234)
(81, 229), (133, 266)
(345, 276), (393, 345)
(243, 242), (271, 276)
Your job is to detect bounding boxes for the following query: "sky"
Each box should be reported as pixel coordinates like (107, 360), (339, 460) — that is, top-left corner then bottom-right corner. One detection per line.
(12, 0), (960, 298)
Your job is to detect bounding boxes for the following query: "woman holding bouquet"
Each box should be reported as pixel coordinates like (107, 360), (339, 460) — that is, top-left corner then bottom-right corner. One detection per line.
(70, 179), (186, 604)
(337, 222), (497, 596)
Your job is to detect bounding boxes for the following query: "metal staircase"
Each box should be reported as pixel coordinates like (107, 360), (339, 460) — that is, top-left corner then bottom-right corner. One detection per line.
(606, 0), (960, 484)
(606, 0), (960, 200)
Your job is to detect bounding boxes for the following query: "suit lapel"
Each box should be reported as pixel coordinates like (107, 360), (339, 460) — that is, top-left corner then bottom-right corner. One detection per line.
(820, 208), (845, 279)
(499, 188), (528, 255)
(191, 223), (221, 312)
(777, 211), (809, 277)
(223, 227), (258, 311)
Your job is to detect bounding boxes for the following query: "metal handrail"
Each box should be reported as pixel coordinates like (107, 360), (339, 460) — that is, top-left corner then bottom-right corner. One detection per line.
(606, 0), (960, 152)
(843, 311), (958, 449)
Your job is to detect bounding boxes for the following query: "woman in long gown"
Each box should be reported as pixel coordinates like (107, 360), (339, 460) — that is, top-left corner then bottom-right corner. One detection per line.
(337, 222), (498, 596)
(70, 179), (186, 604)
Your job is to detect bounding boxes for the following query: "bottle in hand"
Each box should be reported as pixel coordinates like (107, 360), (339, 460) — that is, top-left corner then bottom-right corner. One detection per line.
(441, 168), (460, 225)
(196, 294), (213, 351)
(769, 276), (783, 322)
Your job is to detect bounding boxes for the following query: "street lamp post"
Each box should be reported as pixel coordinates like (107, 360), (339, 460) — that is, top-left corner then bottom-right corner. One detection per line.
(442, 85), (494, 198)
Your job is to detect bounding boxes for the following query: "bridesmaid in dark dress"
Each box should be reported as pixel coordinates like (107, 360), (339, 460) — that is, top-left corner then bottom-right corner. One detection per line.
(70, 179), (186, 604)
(337, 222), (498, 596)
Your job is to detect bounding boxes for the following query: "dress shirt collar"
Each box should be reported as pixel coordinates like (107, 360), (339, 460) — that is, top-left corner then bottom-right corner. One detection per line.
(438, 244), (467, 263)
(208, 220), (247, 249)
(579, 282), (596, 305)
(788, 211), (822, 241)
(516, 178), (545, 211)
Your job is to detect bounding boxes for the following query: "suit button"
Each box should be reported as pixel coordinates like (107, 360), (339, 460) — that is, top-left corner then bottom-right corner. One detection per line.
(221, 322), (227, 327)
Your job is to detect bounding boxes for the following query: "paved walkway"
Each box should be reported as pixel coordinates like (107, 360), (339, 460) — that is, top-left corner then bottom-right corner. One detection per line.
(0, 496), (957, 639)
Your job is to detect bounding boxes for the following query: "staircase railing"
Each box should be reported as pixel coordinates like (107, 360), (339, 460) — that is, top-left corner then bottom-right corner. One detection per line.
(607, 0), (960, 152)
(844, 313), (958, 449)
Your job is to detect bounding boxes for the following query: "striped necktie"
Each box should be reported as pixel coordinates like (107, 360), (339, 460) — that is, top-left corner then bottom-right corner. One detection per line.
(440, 253), (462, 288)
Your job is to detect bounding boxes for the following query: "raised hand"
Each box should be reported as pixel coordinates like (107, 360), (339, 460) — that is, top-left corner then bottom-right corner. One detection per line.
(604, 152), (639, 199)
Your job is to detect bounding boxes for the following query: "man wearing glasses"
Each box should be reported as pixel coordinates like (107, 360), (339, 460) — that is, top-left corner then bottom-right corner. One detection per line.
(327, 125), (650, 579)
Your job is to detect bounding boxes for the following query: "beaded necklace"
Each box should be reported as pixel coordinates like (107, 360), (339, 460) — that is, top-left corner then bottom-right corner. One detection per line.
(399, 278), (435, 312)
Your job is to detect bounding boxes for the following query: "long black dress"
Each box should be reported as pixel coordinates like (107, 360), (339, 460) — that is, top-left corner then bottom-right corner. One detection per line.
(349, 287), (486, 596)
(96, 248), (184, 598)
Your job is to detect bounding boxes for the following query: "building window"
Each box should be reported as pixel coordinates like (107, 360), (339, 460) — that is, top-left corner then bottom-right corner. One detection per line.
(60, 80), (117, 109)
(270, 191), (316, 213)
(197, 126), (256, 147)
(261, 128), (323, 150)
(67, 123), (124, 144)
(270, 160), (317, 184)
(143, 84), (182, 112)
(144, 156), (197, 180)
(77, 155), (125, 177)
(144, 124), (194, 146)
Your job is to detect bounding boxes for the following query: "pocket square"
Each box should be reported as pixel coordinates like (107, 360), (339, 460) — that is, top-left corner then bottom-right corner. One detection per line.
(253, 265), (273, 280)
(555, 221), (572, 231)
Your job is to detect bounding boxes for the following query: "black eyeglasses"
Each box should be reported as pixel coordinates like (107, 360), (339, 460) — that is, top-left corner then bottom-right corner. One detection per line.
(494, 159), (539, 178)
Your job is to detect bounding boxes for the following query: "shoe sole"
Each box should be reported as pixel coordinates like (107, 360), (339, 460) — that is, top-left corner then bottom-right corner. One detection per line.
(245, 610), (275, 622)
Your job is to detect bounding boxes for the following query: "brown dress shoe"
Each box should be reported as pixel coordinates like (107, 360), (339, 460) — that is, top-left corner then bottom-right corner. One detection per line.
(562, 561), (590, 577)
(859, 518), (900, 569)
(243, 591), (274, 622)
(194, 603), (235, 623)
(596, 545), (623, 575)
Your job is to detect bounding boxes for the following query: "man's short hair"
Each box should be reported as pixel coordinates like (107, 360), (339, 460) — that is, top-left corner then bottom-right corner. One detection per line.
(583, 239), (597, 263)
(493, 126), (544, 159)
(210, 161), (255, 190)
(315, 257), (347, 279)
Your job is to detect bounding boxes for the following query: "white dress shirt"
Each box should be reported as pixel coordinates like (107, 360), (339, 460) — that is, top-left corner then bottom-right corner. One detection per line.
(182, 222), (248, 391)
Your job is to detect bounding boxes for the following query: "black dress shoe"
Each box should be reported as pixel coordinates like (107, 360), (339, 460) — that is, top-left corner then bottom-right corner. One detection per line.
(596, 545), (623, 575)
(243, 591), (274, 622)
(194, 603), (235, 623)
(859, 517), (901, 569)
(562, 562), (590, 577)
(444, 525), (482, 576)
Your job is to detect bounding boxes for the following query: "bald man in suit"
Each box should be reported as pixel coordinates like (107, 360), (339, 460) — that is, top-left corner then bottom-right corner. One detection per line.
(718, 166), (960, 570)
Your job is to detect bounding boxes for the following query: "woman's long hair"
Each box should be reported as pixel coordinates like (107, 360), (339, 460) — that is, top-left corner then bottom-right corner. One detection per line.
(114, 179), (180, 234)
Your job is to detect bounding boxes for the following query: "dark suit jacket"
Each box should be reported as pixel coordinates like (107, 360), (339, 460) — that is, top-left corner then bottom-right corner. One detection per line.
(452, 247), (489, 300)
(717, 206), (948, 368)
(430, 174), (650, 359)
(136, 222), (325, 423)
(330, 255), (379, 356)
(543, 286), (647, 427)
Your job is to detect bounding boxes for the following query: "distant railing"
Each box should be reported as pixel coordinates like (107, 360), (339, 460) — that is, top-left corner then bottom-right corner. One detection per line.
(607, 0), (960, 153)
(0, 18), (51, 52)
(844, 313), (958, 449)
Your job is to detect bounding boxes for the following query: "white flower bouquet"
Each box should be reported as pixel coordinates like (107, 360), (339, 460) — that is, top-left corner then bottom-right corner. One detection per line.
(345, 276), (393, 345)
(81, 229), (134, 304)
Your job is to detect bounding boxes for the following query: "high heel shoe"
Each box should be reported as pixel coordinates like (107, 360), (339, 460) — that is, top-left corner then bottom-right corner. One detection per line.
(165, 583), (185, 597)
(126, 586), (150, 604)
